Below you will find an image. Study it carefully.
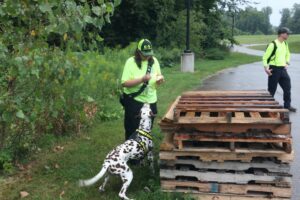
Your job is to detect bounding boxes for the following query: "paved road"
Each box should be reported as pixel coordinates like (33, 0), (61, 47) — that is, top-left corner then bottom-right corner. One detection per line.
(200, 45), (300, 200)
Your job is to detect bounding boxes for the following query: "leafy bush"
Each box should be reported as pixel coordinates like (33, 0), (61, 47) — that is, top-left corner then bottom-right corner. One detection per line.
(0, 0), (121, 165)
(0, 150), (13, 174)
(205, 47), (230, 60)
(156, 47), (181, 68)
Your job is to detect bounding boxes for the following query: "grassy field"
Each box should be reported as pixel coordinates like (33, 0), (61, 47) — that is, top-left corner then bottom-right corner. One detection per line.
(235, 34), (300, 44)
(0, 53), (260, 200)
(235, 34), (300, 53)
(248, 41), (300, 53)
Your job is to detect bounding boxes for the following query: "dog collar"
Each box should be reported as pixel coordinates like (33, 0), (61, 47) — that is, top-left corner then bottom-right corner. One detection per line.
(136, 129), (152, 140)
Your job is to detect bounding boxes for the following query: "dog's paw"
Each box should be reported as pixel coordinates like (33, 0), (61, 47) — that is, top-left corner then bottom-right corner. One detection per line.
(98, 187), (105, 193)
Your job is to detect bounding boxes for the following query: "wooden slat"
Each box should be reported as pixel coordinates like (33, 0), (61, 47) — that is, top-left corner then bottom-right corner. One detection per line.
(250, 112), (262, 119)
(175, 108), (288, 113)
(185, 111), (195, 117)
(176, 104), (282, 108)
(174, 133), (292, 143)
(160, 169), (292, 185)
(200, 112), (210, 119)
(160, 159), (291, 173)
(161, 180), (292, 198)
(235, 112), (245, 119)
(173, 123), (291, 135)
(180, 96), (275, 101)
(186, 193), (289, 200)
(161, 96), (180, 122)
(182, 90), (271, 96)
(159, 150), (294, 163)
(177, 117), (283, 124)
(178, 100), (279, 104)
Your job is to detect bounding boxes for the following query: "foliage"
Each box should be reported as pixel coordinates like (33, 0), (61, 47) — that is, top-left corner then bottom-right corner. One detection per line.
(155, 47), (181, 68)
(0, 0), (121, 166)
(280, 8), (292, 28)
(205, 47), (230, 60)
(280, 4), (300, 34)
(0, 150), (14, 174)
(101, 0), (235, 53)
(234, 6), (273, 35)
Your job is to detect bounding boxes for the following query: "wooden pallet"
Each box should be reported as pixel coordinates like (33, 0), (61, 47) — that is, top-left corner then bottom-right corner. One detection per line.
(173, 91), (290, 131)
(174, 110), (289, 124)
(190, 194), (288, 200)
(160, 159), (291, 174)
(176, 123), (291, 135)
(159, 150), (294, 163)
(161, 180), (292, 198)
(173, 132), (292, 153)
(160, 169), (292, 186)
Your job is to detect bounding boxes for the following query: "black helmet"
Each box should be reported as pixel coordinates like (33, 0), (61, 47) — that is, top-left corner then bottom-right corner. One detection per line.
(278, 27), (292, 35)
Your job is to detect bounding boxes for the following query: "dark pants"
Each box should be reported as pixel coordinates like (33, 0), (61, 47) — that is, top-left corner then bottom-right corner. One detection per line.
(124, 98), (157, 140)
(268, 66), (291, 108)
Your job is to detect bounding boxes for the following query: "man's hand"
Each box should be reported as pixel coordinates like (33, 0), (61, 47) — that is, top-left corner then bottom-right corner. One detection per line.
(285, 64), (289, 70)
(142, 74), (151, 82)
(156, 75), (165, 85)
(264, 67), (273, 76)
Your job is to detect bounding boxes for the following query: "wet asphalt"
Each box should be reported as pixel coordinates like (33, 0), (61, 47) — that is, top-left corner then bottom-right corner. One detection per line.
(199, 45), (300, 200)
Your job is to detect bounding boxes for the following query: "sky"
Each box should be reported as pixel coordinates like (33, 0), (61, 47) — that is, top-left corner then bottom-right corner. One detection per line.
(244, 0), (299, 26)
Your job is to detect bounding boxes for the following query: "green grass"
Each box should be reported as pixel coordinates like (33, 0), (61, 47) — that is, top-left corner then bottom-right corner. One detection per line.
(248, 41), (300, 53)
(235, 34), (300, 45)
(0, 53), (260, 200)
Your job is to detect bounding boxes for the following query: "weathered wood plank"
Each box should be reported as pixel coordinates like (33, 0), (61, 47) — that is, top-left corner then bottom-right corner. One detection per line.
(161, 96), (180, 122)
(180, 97), (276, 101)
(173, 133), (292, 143)
(177, 123), (291, 134)
(159, 150), (294, 163)
(176, 104), (282, 108)
(177, 116), (283, 124)
(235, 112), (245, 119)
(175, 108), (288, 113)
(181, 90), (271, 96)
(161, 180), (292, 198)
(160, 159), (291, 173)
(188, 193), (289, 200)
(178, 100), (279, 104)
(160, 169), (292, 185)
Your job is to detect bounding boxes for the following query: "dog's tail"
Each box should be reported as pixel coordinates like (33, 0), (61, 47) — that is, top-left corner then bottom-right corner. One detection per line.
(78, 164), (108, 187)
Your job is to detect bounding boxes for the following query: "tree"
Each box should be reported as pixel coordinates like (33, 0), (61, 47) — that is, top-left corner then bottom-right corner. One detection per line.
(234, 6), (273, 35)
(280, 8), (292, 28)
(102, 0), (240, 52)
(290, 3), (300, 33)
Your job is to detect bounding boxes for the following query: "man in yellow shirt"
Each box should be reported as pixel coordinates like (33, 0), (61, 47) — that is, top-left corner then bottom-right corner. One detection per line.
(263, 27), (296, 112)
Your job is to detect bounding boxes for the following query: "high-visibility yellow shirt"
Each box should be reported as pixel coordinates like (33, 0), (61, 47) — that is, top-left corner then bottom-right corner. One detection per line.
(121, 56), (161, 103)
(263, 39), (290, 67)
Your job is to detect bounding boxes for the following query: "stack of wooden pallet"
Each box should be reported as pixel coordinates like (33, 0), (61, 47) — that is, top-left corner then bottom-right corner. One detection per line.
(159, 90), (294, 200)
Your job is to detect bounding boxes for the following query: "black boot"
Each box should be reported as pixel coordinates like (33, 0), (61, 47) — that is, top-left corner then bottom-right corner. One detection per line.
(287, 106), (297, 112)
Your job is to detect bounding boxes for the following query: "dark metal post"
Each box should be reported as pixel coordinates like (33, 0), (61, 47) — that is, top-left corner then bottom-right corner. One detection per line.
(185, 0), (191, 53)
(231, 11), (235, 47)
(181, 0), (194, 72)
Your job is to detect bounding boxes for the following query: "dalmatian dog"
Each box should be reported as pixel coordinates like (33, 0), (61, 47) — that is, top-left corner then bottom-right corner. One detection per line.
(78, 104), (154, 200)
